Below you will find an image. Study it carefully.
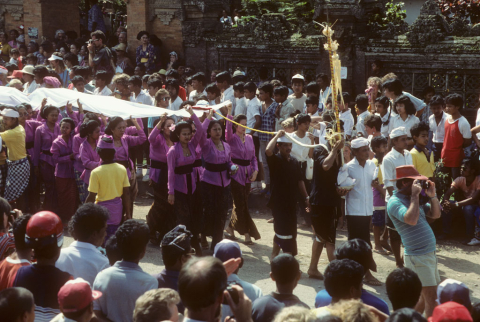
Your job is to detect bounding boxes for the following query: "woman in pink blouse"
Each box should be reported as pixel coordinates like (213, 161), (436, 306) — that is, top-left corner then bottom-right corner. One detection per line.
(34, 105), (60, 212)
(224, 109), (260, 245)
(200, 112), (238, 250)
(147, 113), (175, 245)
(78, 120), (102, 200)
(167, 107), (205, 254)
(51, 118), (77, 223)
(104, 116), (147, 218)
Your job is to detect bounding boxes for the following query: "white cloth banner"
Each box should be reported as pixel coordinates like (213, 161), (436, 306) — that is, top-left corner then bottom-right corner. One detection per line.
(0, 87), (230, 119)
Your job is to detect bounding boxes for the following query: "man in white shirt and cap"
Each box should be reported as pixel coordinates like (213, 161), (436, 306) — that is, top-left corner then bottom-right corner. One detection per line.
(288, 74), (307, 113)
(344, 137), (381, 285)
(382, 127), (413, 268)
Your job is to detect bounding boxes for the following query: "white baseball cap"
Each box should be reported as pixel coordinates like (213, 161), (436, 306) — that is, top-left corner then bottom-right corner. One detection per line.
(292, 74), (305, 81)
(1, 109), (20, 118)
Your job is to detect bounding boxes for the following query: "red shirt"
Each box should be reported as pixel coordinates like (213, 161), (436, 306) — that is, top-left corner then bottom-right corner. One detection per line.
(0, 257), (31, 291)
(162, 84), (186, 101)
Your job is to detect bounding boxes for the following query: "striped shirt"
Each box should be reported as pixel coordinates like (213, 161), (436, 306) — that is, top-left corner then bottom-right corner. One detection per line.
(387, 191), (436, 256)
(0, 232), (15, 261)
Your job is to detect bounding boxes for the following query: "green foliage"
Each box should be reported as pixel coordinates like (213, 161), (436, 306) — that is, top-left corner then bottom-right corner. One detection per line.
(369, 0), (407, 28)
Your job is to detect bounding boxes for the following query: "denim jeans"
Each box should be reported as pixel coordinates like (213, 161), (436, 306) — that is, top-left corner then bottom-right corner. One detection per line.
(443, 204), (479, 239)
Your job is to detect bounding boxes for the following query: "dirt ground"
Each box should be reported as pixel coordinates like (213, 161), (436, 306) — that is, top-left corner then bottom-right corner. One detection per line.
(63, 189), (480, 310)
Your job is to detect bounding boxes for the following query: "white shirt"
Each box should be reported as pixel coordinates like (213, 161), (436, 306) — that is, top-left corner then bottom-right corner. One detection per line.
(319, 86), (331, 111)
(189, 89), (207, 101)
(168, 96), (183, 111)
(222, 86), (236, 110)
(376, 111), (390, 137)
(388, 114), (420, 138)
(93, 86), (112, 96)
(315, 122), (328, 145)
(221, 274), (263, 322)
(403, 91), (426, 112)
(131, 90), (154, 105)
(429, 112), (447, 143)
(234, 97), (248, 116)
(355, 110), (370, 137)
(340, 108), (354, 136)
(447, 115), (472, 139)
(246, 97), (261, 136)
(23, 80), (37, 94)
(382, 148), (413, 203)
(345, 158), (376, 216)
(290, 132), (311, 162)
(288, 93), (307, 113)
(56, 241), (110, 286)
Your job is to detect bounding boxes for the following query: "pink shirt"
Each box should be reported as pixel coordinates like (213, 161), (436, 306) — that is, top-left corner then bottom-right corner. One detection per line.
(33, 123), (60, 166)
(225, 115), (258, 186)
(108, 128), (147, 178)
(149, 127), (172, 184)
(72, 134), (86, 172)
(51, 136), (75, 178)
(24, 120), (43, 157)
(79, 139), (101, 184)
(452, 176), (480, 200)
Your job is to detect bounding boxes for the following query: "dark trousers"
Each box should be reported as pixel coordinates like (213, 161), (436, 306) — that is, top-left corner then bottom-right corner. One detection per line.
(346, 215), (372, 248)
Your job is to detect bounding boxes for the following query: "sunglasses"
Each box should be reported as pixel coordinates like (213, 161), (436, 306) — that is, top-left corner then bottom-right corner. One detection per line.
(160, 97), (170, 101)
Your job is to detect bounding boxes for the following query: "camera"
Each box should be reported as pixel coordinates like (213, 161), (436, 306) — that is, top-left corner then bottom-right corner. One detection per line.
(419, 180), (430, 190)
(222, 281), (242, 305)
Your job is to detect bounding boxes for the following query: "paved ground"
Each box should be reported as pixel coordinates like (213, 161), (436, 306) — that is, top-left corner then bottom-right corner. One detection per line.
(63, 183), (480, 309)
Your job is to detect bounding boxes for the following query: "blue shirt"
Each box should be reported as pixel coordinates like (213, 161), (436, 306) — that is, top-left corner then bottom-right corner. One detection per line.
(387, 191), (436, 256)
(154, 268), (184, 313)
(258, 101), (278, 142)
(315, 289), (390, 316)
(148, 117), (160, 129)
(88, 4), (106, 33)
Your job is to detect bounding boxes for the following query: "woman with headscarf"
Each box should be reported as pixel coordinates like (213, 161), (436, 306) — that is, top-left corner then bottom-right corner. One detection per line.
(0, 108), (29, 207)
(135, 31), (156, 74)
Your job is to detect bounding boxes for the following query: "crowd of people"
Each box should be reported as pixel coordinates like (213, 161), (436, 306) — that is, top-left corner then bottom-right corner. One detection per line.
(0, 23), (480, 321)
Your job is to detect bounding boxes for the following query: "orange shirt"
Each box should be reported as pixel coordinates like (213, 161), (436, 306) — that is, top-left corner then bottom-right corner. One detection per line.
(0, 257), (31, 291)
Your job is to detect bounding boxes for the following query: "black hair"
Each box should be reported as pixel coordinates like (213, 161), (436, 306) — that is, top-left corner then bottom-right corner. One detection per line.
(33, 65), (49, 80)
(90, 30), (106, 43)
(147, 78), (163, 89)
(171, 122), (193, 143)
(233, 82), (245, 92)
(136, 30), (149, 40)
(258, 82), (274, 97)
(244, 81), (257, 93)
(386, 308), (426, 322)
(335, 238), (375, 275)
(68, 203), (109, 242)
(5, 62), (18, 72)
(386, 268), (423, 311)
(430, 95), (445, 107)
(185, 77), (193, 86)
(383, 78), (403, 96)
(105, 235), (122, 265)
(34, 242), (60, 259)
(274, 85), (289, 97)
(97, 142), (116, 162)
(63, 52), (79, 66)
(205, 83), (220, 96)
(356, 94), (369, 111)
(165, 69), (179, 79)
(206, 120), (223, 138)
(471, 302), (480, 322)
(165, 79), (180, 94)
(271, 254), (299, 285)
(192, 72), (207, 85)
(396, 178), (414, 190)
(155, 116), (175, 131)
(128, 75), (142, 87)
(179, 257), (227, 311)
(306, 96), (319, 107)
(0, 287), (34, 321)
(306, 81), (320, 94)
(60, 117), (75, 132)
(370, 135), (388, 151)
(316, 73), (330, 84)
(115, 219), (149, 261)
(375, 95), (392, 127)
(215, 71), (232, 85)
(40, 40), (54, 53)
(179, 100), (195, 110)
(17, 103), (33, 111)
(71, 75), (85, 86)
(294, 113), (311, 128)
(84, 112), (101, 124)
(161, 227), (192, 268)
(364, 114), (382, 131)
(75, 66), (92, 80)
(394, 95), (416, 116)
(12, 214), (33, 251)
(80, 120), (100, 139)
(422, 85), (435, 97)
(95, 70), (112, 84)
(445, 93), (464, 110)
(135, 64), (146, 73)
(25, 53), (37, 65)
(410, 121), (430, 139)
(40, 104), (59, 120)
(324, 259), (364, 299)
(105, 116), (125, 135)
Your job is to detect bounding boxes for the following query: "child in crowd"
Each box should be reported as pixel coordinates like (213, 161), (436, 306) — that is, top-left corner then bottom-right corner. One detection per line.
(147, 78), (163, 99)
(274, 85), (294, 131)
(93, 70), (113, 96)
(410, 122), (435, 179)
(375, 96), (391, 138)
(337, 93), (354, 140)
(429, 95), (446, 162)
(288, 74), (307, 113)
(355, 94), (370, 138)
(9, 48), (21, 68)
(233, 82), (247, 116)
(245, 81), (262, 190)
(72, 75), (92, 94)
(205, 83), (221, 105)
(441, 94), (472, 180)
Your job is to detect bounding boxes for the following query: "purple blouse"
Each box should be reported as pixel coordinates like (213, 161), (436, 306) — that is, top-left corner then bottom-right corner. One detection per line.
(36, 109), (79, 126)
(73, 134), (86, 172)
(33, 124), (61, 167)
(149, 127), (172, 184)
(24, 120), (43, 157)
(225, 115), (258, 186)
(167, 114), (204, 195)
(79, 139), (100, 184)
(108, 127), (147, 178)
(200, 118), (234, 188)
(124, 118), (144, 136)
(51, 136), (75, 179)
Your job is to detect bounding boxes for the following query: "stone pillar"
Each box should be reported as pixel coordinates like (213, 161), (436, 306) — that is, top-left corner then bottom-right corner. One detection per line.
(0, 0), (24, 37)
(126, 0), (148, 58)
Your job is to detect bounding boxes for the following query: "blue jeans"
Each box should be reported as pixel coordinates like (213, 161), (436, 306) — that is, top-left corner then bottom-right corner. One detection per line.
(443, 204), (478, 239)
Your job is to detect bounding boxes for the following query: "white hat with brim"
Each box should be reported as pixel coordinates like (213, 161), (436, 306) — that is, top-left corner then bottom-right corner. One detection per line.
(292, 74), (305, 81)
(351, 137), (369, 149)
(390, 127), (407, 139)
(21, 65), (35, 76)
(233, 70), (245, 77)
(1, 109), (20, 118)
(48, 54), (63, 61)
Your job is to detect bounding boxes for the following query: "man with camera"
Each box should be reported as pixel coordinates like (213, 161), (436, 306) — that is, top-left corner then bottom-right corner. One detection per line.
(387, 165), (441, 318)
(87, 30), (115, 75)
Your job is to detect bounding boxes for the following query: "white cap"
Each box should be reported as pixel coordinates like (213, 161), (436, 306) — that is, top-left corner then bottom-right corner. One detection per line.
(195, 100), (209, 107)
(1, 109), (20, 118)
(277, 135), (291, 143)
(233, 70), (245, 77)
(351, 137), (369, 149)
(48, 54), (63, 61)
(292, 74), (305, 81)
(389, 127), (407, 139)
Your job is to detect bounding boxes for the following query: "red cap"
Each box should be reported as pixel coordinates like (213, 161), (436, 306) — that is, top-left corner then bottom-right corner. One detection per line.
(25, 211), (64, 248)
(390, 165), (428, 181)
(58, 278), (102, 313)
(7, 70), (23, 79)
(428, 302), (473, 322)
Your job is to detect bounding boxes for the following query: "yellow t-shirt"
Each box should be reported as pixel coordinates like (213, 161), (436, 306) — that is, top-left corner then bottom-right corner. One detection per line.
(0, 125), (27, 161)
(410, 147), (435, 178)
(88, 163), (130, 202)
(373, 158), (383, 184)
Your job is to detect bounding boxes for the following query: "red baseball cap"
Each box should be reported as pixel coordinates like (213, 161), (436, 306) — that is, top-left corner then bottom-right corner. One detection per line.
(428, 301), (473, 322)
(390, 165), (428, 181)
(58, 278), (102, 313)
(7, 70), (23, 79)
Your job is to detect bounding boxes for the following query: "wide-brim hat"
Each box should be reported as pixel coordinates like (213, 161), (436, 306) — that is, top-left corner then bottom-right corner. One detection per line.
(390, 165), (428, 181)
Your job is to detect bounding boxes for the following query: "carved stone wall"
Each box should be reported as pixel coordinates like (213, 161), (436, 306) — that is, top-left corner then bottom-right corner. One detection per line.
(0, 0), (24, 35)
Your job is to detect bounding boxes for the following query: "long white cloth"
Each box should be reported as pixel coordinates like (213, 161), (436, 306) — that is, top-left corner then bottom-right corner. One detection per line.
(0, 87), (230, 119)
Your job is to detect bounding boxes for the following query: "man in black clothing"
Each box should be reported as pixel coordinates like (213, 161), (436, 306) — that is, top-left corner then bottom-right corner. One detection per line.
(87, 30), (114, 75)
(251, 254), (308, 322)
(266, 131), (310, 259)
